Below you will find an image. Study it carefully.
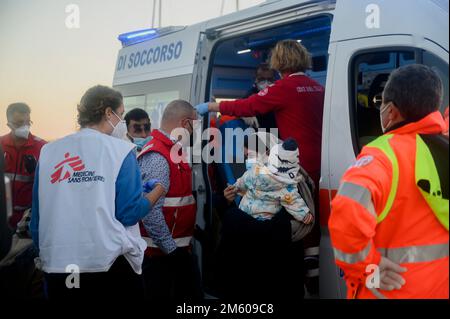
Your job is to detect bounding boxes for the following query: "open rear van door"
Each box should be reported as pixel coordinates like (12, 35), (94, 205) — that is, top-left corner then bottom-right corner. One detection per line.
(320, 0), (448, 299)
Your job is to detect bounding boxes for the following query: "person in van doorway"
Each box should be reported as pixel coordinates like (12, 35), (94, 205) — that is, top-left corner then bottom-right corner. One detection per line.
(125, 108), (152, 152)
(329, 64), (449, 299)
(30, 85), (166, 300)
(217, 133), (315, 300)
(0, 103), (46, 229)
(138, 100), (202, 300)
(196, 39), (323, 295)
(245, 63), (278, 130)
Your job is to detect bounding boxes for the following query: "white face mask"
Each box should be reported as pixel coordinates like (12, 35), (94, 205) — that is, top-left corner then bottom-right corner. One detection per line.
(379, 103), (392, 133)
(14, 125), (30, 139)
(256, 80), (272, 91)
(108, 111), (127, 139)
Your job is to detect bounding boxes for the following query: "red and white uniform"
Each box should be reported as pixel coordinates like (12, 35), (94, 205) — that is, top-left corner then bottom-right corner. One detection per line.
(138, 129), (197, 257)
(1, 132), (46, 227)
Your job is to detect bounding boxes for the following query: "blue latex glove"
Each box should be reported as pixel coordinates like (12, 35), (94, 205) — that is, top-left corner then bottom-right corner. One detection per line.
(194, 102), (209, 115)
(143, 179), (160, 193)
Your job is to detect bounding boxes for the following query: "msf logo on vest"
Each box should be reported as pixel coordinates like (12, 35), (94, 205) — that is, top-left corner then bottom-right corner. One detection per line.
(51, 152), (105, 184)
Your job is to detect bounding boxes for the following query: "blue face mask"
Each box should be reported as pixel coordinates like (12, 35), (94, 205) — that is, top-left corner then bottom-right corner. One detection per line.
(245, 158), (257, 171)
(133, 136), (152, 150)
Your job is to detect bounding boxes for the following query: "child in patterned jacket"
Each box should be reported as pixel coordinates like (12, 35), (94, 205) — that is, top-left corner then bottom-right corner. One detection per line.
(234, 138), (313, 224)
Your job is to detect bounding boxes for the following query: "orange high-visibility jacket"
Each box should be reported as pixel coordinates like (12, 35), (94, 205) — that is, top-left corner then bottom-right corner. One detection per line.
(329, 111), (449, 299)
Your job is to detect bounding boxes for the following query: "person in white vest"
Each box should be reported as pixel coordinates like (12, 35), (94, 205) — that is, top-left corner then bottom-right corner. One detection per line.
(30, 85), (165, 299)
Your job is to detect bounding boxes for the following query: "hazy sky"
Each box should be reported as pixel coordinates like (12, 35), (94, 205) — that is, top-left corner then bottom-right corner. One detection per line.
(0, 0), (265, 140)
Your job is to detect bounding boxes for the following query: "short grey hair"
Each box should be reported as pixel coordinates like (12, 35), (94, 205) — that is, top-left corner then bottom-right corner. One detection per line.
(161, 100), (195, 124)
(6, 103), (30, 122)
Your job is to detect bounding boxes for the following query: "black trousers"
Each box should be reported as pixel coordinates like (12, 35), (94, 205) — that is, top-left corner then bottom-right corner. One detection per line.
(142, 252), (202, 300)
(0, 244), (44, 299)
(215, 207), (304, 300)
(44, 256), (145, 300)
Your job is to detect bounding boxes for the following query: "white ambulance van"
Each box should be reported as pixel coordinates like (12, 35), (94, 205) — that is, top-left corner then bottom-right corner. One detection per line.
(112, 0), (449, 299)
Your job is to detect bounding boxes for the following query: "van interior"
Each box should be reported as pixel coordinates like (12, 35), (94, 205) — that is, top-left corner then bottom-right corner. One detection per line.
(352, 50), (449, 148)
(352, 51), (417, 147)
(209, 15), (332, 100)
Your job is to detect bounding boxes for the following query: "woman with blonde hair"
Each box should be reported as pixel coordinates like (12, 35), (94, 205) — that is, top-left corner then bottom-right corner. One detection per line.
(196, 39), (324, 190)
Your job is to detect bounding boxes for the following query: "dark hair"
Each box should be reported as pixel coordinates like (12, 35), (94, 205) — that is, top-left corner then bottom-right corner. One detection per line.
(6, 103), (30, 121)
(383, 64), (443, 122)
(256, 63), (276, 78)
(124, 108), (150, 127)
(77, 85), (123, 127)
(282, 138), (298, 151)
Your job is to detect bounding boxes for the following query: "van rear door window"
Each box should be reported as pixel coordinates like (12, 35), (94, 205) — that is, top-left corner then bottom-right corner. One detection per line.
(423, 52), (449, 113)
(351, 50), (418, 150)
(351, 49), (448, 152)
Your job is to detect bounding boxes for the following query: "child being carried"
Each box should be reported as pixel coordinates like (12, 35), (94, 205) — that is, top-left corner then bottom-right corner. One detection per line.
(235, 138), (313, 224)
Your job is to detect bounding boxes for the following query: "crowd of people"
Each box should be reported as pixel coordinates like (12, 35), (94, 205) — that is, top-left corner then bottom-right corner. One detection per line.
(0, 39), (448, 300)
